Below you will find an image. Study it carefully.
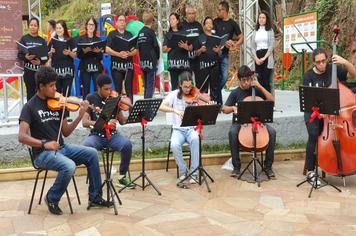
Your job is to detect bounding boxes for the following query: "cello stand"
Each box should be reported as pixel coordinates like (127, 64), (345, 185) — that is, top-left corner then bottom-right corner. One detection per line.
(237, 121), (270, 187)
(296, 147), (341, 198)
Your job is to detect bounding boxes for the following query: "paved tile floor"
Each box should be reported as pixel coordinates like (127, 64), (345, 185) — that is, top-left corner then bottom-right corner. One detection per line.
(1, 160), (356, 236)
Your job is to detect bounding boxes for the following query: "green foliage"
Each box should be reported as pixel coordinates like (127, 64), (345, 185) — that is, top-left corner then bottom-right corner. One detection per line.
(315, 0), (337, 31)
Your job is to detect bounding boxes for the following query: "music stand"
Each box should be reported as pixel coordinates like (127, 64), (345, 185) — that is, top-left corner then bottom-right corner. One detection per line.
(297, 86), (342, 197)
(236, 100), (274, 187)
(178, 104), (220, 192)
(87, 96), (122, 215)
(118, 98), (163, 195)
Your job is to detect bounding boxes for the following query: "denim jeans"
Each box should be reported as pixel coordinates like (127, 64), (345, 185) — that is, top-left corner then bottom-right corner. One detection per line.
(143, 69), (156, 98)
(80, 71), (100, 98)
(217, 53), (229, 105)
(34, 144), (102, 203)
(82, 133), (132, 175)
(170, 128), (199, 176)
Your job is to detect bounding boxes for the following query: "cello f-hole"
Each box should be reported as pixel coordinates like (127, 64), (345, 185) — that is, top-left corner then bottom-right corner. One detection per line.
(343, 120), (355, 137)
(322, 122), (330, 141)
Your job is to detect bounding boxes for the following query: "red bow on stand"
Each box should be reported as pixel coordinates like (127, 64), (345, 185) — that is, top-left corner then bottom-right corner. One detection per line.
(250, 117), (261, 133)
(309, 106), (322, 123)
(103, 123), (115, 140)
(194, 119), (203, 139)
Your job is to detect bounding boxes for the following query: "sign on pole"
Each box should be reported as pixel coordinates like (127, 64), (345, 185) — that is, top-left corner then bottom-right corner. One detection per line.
(283, 12), (318, 54)
(101, 3), (111, 16)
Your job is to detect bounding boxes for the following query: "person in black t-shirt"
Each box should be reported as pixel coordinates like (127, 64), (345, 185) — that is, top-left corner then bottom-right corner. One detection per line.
(222, 65), (276, 178)
(137, 11), (160, 98)
(18, 67), (109, 215)
(17, 18), (48, 101)
(181, 5), (204, 78)
(303, 48), (356, 185)
(162, 13), (192, 90)
(77, 17), (104, 98)
(49, 20), (77, 95)
(82, 74), (135, 189)
(214, 1), (243, 105)
(194, 17), (221, 101)
(106, 14), (137, 102)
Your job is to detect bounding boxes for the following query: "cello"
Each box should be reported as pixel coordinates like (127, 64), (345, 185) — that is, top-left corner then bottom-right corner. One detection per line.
(318, 26), (356, 176)
(238, 75), (269, 152)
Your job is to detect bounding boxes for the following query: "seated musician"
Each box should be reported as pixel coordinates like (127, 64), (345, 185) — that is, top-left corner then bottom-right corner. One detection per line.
(159, 71), (200, 186)
(18, 67), (109, 215)
(221, 65), (276, 178)
(303, 48), (356, 185)
(82, 74), (135, 189)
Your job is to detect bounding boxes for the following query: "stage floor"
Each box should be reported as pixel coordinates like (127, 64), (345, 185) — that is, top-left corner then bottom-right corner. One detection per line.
(1, 160), (356, 235)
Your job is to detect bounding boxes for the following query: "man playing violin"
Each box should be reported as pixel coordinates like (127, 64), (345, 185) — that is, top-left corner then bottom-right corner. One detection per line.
(159, 71), (200, 186)
(222, 65), (276, 178)
(18, 67), (109, 215)
(82, 74), (135, 189)
(303, 48), (356, 185)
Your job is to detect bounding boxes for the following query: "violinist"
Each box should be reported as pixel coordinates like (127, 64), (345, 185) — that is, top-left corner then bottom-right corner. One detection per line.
(221, 65), (276, 178)
(159, 71), (200, 186)
(303, 48), (356, 185)
(18, 67), (109, 215)
(82, 74), (135, 189)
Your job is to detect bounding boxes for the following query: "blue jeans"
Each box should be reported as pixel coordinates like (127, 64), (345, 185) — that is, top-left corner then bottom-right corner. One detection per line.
(217, 53), (229, 105)
(82, 133), (132, 175)
(170, 128), (199, 176)
(34, 144), (102, 203)
(143, 69), (156, 98)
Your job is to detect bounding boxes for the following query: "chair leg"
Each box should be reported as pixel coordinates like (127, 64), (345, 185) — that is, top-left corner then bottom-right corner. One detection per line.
(28, 170), (41, 214)
(166, 142), (171, 172)
(260, 152), (264, 167)
(38, 170), (48, 205)
(65, 189), (73, 214)
(72, 176), (81, 205)
(127, 167), (131, 180)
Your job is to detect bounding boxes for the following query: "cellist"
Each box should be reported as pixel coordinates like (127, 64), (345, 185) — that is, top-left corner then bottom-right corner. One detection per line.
(221, 65), (276, 178)
(303, 47), (356, 185)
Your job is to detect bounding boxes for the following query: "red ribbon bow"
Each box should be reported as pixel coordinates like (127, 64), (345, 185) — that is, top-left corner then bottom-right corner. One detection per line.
(309, 106), (322, 123)
(250, 117), (261, 133)
(194, 119), (203, 139)
(141, 118), (148, 126)
(103, 123), (115, 140)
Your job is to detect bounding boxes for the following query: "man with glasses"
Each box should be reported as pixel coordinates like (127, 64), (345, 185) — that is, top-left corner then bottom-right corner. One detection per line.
(302, 47), (356, 186)
(214, 1), (243, 105)
(222, 65), (276, 178)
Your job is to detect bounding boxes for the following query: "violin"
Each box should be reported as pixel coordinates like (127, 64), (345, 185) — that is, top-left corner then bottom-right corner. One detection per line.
(47, 92), (82, 112)
(183, 87), (212, 105)
(109, 90), (133, 111)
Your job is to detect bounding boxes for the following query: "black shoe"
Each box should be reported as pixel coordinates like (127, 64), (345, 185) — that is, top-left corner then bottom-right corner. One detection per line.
(89, 195), (113, 208)
(45, 194), (63, 215)
(230, 169), (241, 177)
(265, 168), (275, 178)
(117, 176), (136, 189)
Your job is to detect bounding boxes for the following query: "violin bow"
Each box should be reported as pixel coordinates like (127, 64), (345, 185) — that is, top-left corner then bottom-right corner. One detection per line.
(198, 74), (210, 91)
(55, 86), (70, 155)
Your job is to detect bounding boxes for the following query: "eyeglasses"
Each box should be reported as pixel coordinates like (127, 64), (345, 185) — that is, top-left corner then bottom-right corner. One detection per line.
(87, 23), (95, 26)
(314, 59), (327, 65)
(240, 77), (251, 82)
(117, 19), (126, 22)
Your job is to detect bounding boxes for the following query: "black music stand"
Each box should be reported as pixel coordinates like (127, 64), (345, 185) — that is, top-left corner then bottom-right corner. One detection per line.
(297, 86), (342, 197)
(236, 100), (274, 187)
(87, 96), (122, 215)
(118, 98), (163, 195)
(178, 104), (220, 192)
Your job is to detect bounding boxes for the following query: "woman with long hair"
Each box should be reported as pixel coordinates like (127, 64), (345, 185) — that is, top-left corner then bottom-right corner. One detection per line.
(49, 20), (77, 95)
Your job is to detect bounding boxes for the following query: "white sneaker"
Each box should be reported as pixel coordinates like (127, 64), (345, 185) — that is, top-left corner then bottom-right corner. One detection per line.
(189, 175), (198, 184)
(307, 171), (321, 187)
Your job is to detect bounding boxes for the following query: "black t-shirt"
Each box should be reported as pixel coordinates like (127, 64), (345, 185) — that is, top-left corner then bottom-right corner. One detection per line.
(49, 36), (75, 78)
(86, 92), (118, 135)
(77, 35), (103, 72)
(213, 18), (241, 54)
(303, 64), (348, 121)
(19, 95), (65, 156)
(106, 30), (134, 71)
(181, 20), (203, 59)
(163, 31), (190, 70)
(137, 26), (160, 71)
(225, 87), (265, 123)
(17, 34), (48, 71)
(194, 33), (220, 69)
